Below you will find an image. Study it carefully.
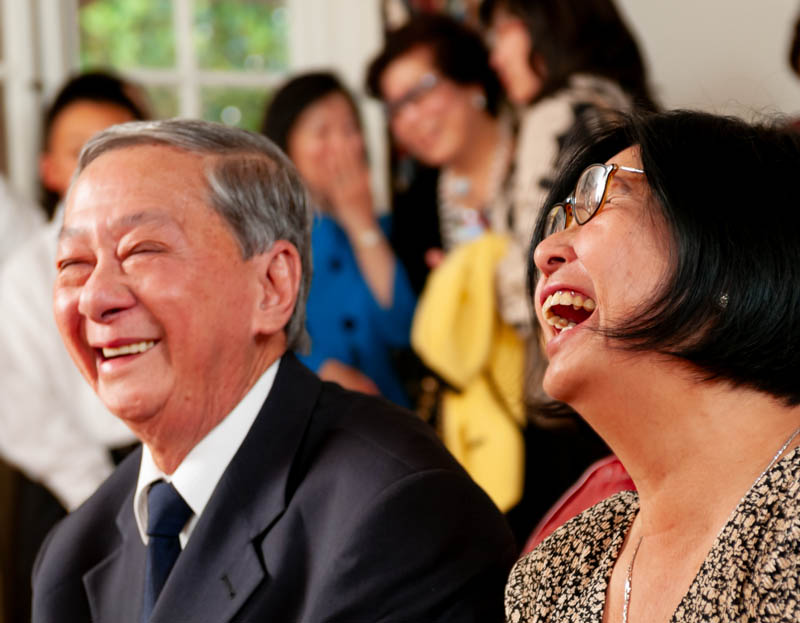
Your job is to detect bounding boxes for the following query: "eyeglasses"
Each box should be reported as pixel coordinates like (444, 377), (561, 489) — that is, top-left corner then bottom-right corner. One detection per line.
(384, 73), (440, 119)
(543, 163), (644, 237)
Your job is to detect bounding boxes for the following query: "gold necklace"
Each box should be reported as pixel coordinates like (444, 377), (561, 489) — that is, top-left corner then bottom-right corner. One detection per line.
(621, 424), (800, 623)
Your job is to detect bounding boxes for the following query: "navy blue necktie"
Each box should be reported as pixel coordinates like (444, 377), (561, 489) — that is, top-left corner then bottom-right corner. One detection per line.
(141, 480), (193, 622)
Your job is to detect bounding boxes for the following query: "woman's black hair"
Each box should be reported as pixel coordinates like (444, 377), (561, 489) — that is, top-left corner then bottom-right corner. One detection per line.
(42, 70), (148, 217)
(261, 71), (360, 154)
(365, 12), (503, 117)
(479, 0), (656, 110)
(529, 109), (800, 407)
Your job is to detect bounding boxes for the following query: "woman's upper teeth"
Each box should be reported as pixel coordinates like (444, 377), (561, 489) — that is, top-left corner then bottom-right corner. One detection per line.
(542, 290), (596, 314)
(542, 290), (597, 331)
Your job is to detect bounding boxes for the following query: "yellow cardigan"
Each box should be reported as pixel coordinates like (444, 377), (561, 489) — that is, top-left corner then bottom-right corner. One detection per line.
(412, 233), (526, 512)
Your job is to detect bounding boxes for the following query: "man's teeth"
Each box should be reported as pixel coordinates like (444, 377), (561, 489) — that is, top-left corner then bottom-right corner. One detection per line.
(542, 290), (596, 330)
(102, 341), (155, 359)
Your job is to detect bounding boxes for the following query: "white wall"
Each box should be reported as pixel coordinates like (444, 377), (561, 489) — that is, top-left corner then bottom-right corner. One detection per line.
(616, 0), (800, 119)
(289, 0), (389, 210)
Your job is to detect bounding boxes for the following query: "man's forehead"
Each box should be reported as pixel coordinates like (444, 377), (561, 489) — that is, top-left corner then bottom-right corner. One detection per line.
(62, 146), (212, 238)
(59, 210), (177, 241)
(77, 143), (211, 186)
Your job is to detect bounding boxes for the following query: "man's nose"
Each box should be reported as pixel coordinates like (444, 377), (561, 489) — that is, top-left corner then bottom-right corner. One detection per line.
(77, 258), (136, 322)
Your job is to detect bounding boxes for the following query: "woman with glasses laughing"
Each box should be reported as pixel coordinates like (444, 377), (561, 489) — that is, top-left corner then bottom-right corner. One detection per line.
(506, 109), (800, 622)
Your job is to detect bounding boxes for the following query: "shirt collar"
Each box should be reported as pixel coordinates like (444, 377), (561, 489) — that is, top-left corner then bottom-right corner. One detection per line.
(133, 358), (280, 545)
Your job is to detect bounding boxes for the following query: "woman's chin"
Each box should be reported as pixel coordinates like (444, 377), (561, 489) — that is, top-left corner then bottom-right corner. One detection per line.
(541, 357), (588, 407)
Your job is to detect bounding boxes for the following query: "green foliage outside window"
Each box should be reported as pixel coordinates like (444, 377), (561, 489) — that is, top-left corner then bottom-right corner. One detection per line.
(201, 87), (272, 133)
(79, 0), (287, 131)
(80, 0), (175, 69)
(194, 0), (288, 72)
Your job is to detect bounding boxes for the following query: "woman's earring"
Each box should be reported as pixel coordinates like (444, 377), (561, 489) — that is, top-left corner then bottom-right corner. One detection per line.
(472, 92), (487, 110)
(718, 293), (729, 309)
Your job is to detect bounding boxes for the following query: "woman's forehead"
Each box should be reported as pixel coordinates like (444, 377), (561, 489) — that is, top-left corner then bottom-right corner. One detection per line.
(604, 145), (641, 168)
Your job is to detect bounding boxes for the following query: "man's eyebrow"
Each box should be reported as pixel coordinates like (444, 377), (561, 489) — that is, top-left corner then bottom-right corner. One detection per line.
(58, 211), (175, 241)
(58, 224), (85, 241)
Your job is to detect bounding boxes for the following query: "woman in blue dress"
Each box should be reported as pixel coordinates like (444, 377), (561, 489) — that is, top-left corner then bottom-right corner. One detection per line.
(262, 72), (416, 407)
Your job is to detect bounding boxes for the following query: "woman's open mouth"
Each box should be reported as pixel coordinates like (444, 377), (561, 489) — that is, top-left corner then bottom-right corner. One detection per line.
(542, 290), (596, 333)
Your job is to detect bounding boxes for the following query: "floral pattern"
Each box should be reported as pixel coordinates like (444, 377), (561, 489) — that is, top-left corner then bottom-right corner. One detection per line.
(506, 447), (800, 622)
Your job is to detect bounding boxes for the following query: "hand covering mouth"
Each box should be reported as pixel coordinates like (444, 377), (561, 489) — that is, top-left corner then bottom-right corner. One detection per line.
(542, 290), (596, 332)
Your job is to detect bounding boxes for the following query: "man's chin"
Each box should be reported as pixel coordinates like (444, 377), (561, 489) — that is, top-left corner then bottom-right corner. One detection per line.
(97, 387), (163, 426)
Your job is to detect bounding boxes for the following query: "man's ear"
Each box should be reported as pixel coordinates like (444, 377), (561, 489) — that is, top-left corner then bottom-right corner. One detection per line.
(251, 240), (302, 337)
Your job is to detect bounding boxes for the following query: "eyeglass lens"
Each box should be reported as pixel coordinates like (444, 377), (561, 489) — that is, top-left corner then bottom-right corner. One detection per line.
(544, 204), (567, 238)
(542, 164), (612, 238)
(574, 164), (610, 224)
(386, 74), (438, 118)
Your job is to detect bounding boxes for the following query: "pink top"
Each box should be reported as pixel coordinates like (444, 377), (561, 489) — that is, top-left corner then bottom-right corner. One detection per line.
(523, 454), (635, 554)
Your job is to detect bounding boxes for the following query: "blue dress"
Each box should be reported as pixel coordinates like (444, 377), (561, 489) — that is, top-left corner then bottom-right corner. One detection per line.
(297, 213), (417, 407)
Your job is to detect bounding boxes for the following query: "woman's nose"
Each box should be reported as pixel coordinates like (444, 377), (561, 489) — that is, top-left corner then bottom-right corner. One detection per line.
(391, 101), (422, 135)
(533, 228), (577, 278)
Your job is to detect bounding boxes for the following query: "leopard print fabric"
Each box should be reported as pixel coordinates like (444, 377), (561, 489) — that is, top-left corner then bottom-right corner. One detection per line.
(505, 447), (800, 622)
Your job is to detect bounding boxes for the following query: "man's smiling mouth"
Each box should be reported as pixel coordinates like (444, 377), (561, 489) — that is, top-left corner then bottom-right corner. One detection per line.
(542, 290), (596, 332)
(101, 340), (157, 359)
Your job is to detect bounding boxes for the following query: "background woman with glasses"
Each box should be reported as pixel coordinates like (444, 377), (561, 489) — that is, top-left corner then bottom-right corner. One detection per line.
(366, 13), (511, 291)
(479, 0), (658, 331)
(506, 109), (800, 622)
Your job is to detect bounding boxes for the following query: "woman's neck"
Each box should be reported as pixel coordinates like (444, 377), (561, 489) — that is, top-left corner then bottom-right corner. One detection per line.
(446, 112), (505, 180)
(576, 362), (800, 539)
(441, 113), (511, 212)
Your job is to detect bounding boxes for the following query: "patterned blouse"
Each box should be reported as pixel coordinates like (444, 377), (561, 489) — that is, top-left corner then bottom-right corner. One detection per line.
(505, 447), (800, 622)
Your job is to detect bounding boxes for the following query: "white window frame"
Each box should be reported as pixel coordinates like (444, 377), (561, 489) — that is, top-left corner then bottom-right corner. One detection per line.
(1, 0), (386, 207)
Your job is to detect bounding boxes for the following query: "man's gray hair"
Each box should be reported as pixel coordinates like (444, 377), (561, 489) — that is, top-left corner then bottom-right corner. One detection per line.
(76, 118), (313, 352)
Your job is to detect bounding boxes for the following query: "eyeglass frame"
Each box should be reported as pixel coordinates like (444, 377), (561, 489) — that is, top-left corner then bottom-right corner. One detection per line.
(383, 73), (440, 119)
(543, 163), (645, 238)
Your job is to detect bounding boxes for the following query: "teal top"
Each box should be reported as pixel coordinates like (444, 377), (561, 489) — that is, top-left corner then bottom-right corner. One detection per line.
(297, 213), (416, 407)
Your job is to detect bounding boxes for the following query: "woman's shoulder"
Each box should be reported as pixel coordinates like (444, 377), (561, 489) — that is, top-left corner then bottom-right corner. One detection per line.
(505, 491), (638, 620)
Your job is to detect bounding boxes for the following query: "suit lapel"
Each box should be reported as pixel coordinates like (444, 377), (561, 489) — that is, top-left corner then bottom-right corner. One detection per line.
(83, 488), (147, 623)
(151, 354), (322, 623)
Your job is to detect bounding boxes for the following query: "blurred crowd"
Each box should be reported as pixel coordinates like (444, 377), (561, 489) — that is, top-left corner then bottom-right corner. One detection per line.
(1, 0), (798, 620)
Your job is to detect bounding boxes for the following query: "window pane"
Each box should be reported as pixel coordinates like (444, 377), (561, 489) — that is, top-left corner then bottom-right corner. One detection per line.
(80, 0), (175, 69)
(201, 87), (271, 132)
(143, 85), (180, 119)
(194, 1), (288, 71)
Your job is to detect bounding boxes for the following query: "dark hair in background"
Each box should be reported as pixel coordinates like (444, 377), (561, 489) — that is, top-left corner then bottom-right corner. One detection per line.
(260, 71), (360, 155)
(479, 0), (656, 110)
(789, 11), (800, 77)
(365, 12), (503, 117)
(529, 109), (800, 408)
(41, 70), (148, 217)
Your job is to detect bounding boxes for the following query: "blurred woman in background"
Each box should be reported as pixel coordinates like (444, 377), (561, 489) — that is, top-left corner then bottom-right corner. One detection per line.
(480, 0), (657, 329)
(366, 13), (510, 289)
(262, 72), (416, 407)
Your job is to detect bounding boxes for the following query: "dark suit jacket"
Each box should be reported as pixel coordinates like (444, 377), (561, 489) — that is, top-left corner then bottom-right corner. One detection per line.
(32, 354), (516, 622)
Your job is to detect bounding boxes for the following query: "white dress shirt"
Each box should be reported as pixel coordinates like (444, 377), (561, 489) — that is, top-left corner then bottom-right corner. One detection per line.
(0, 176), (43, 266)
(133, 359), (279, 547)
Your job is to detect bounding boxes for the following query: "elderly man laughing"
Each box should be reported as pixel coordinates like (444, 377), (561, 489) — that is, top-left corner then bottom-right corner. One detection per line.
(32, 119), (515, 623)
